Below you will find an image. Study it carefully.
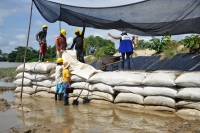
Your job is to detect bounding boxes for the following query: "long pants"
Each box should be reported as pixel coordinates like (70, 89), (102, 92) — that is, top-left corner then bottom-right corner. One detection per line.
(121, 52), (132, 69)
(62, 82), (69, 97)
(76, 49), (85, 63)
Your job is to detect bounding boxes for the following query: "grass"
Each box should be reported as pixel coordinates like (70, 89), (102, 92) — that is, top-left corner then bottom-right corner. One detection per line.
(0, 67), (19, 82)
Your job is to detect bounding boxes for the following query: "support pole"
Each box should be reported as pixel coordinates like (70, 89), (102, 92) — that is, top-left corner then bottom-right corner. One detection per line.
(59, 21), (61, 31)
(20, 0), (34, 98)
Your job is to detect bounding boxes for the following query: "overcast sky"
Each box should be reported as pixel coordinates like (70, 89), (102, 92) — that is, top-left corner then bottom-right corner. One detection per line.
(0, 0), (191, 54)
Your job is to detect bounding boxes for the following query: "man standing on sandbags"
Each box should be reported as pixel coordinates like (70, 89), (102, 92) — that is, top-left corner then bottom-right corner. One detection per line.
(108, 31), (133, 70)
(69, 23), (85, 63)
(35, 25), (48, 62)
(55, 58), (64, 100)
(55, 29), (67, 58)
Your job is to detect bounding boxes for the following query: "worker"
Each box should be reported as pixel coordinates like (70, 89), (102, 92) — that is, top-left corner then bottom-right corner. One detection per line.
(55, 29), (67, 58)
(35, 25), (48, 62)
(69, 24), (85, 63)
(62, 61), (71, 106)
(108, 31), (133, 70)
(55, 58), (64, 101)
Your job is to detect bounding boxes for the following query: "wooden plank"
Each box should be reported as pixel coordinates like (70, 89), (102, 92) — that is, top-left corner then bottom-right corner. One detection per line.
(100, 60), (123, 68)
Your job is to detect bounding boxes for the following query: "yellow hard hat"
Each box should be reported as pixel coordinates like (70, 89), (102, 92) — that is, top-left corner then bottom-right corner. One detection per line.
(60, 29), (66, 36)
(79, 31), (82, 35)
(42, 25), (48, 28)
(74, 29), (80, 33)
(56, 58), (63, 63)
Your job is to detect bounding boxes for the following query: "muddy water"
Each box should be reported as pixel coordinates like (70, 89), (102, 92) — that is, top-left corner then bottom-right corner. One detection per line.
(0, 91), (200, 133)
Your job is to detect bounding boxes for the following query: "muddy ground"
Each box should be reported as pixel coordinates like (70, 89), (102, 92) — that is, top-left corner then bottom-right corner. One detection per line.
(1, 95), (200, 133)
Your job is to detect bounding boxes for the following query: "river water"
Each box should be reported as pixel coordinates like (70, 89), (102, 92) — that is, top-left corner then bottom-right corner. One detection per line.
(1, 91), (200, 133)
(0, 62), (22, 87)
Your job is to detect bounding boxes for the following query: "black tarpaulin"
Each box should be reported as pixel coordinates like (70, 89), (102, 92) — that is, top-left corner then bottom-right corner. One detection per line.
(33, 0), (200, 36)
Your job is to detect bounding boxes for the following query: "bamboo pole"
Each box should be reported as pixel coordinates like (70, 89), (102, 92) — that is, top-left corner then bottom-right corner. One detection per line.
(20, 0), (34, 98)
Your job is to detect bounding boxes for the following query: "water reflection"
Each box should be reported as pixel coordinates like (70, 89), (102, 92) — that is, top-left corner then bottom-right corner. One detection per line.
(1, 91), (200, 133)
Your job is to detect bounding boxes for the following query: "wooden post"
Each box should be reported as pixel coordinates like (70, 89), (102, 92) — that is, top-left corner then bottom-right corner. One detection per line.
(20, 0), (34, 98)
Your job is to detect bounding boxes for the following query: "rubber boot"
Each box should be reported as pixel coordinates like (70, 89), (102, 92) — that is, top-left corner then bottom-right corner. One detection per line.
(58, 93), (62, 101)
(55, 93), (58, 100)
(64, 96), (69, 106)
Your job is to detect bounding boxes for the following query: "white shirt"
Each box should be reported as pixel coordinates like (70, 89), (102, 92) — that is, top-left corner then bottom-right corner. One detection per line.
(55, 65), (63, 84)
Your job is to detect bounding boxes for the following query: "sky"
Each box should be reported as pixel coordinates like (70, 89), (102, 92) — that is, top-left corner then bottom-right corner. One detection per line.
(0, 0), (191, 54)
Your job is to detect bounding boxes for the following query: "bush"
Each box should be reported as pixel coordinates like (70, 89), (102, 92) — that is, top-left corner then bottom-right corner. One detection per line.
(147, 36), (168, 53)
(179, 34), (200, 54)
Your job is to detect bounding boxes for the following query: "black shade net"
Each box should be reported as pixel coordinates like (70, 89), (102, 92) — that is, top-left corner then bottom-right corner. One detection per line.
(34, 0), (200, 36)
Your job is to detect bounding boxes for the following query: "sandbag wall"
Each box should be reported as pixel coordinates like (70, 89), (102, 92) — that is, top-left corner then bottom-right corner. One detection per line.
(14, 62), (56, 98)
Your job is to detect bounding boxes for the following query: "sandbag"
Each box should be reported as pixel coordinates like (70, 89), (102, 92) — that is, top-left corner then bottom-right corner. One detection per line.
(71, 82), (92, 91)
(113, 86), (145, 95)
(143, 87), (177, 98)
(49, 86), (56, 93)
(15, 86), (35, 94)
(176, 88), (200, 101)
(16, 62), (38, 72)
(92, 83), (114, 94)
(32, 79), (56, 87)
(34, 91), (54, 98)
(142, 72), (176, 86)
(49, 73), (55, 79)
(69, 89), (91, 98)
(176, 109), (200, 117)
(88, 71), (144, 86)
(89, 91), (114, 102)
(176, 100), (200, 111)
(13, 78), (32, 86)
(114, 93), (144, 104)
(71, 75), (86, 82)
(15, 72), (49, 81)
(144, 96), (175, 108)
(175, 72), (200, 87)
(30, 62), (56, 73)
(14, 92), (31, 97)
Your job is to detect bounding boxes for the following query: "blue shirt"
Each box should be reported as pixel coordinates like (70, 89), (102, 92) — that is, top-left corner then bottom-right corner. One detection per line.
(119, 35), (133, 53)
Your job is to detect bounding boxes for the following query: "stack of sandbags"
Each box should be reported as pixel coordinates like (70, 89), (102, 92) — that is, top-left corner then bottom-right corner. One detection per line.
(69, 75), (92, 101)
(88, 71), (145, 104)
(14, 62), (56, 98)
(175, 72), (200, 116)
(142, 72), (178, 112)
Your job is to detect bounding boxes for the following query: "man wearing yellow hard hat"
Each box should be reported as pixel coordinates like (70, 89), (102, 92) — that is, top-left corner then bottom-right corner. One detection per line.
(69, 23), (86, 63)
(55, 29), (67, 58)
(35, 24), (48, 62)
(55, 58), (64, 100)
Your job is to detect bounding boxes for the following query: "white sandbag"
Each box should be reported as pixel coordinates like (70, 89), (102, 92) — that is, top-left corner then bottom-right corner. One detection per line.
(71, 82), (92, 91)
(32, 79), (56, 87)
(142, 72), (176, 86)
(176, 109), (200, 117)
(49, 73), (55, 79)
(175, 72), (200, 87)
(92, 83), (114, 94)
(14, 86), (35, 94)
(15, 72), (49, 81)
(114, 93), (144, 104)
(34, 91), (54, 98)
(69, 89), (91, 98)
(88, 71), (144, 86)
(176, 88), (200, 100)
(89, 91), (114, 102)
(30, 62), (56, 73)
(49, 86), (56, 93)
(143, 87), (177, 98)
(113, 86), (145, 95)
(33, 85), (50, 92)
(144, 96), (175, 108)
(71, 75), (86, 82)
(13, 78), (32, 86)
(176, 100), (200, 111)
(16, 62), (38, 72)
